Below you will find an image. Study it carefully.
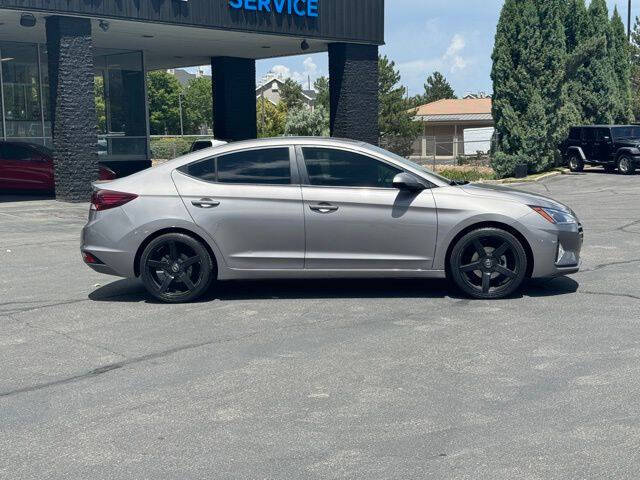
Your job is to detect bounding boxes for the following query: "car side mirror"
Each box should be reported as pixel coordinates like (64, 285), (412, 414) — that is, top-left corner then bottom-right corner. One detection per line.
(393, 172), (427, 192)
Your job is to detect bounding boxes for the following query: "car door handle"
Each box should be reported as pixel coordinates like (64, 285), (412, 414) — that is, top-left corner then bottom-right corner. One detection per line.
(309, 203), (339, 214)
(192, 198), (220, 209)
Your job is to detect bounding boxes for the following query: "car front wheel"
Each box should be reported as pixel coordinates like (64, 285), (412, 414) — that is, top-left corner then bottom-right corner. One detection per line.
(449, 228), (528, 299)
(140, 233), (214, 303)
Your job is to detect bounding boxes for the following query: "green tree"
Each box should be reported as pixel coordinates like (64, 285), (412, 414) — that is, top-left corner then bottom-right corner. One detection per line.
(378, 55), (421, 156)
(146, 71), (181, 135)
(631, 16), (640, 120)
(284, 106), (330, 137)
(420, 71), (456, 104)
(577, 0), (616, 124)
(314, 76), (330, 111)
(257, 97), (287, 137)
(280, 78), (304, 111)
(182, 76), (212, 134)
(491, 0), (569, 176)
(610, 7), (633, 123)
(94, 76), (107, 134)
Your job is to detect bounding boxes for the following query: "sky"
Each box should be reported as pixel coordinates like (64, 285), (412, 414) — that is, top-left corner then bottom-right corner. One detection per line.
(252, 0), (640, 97)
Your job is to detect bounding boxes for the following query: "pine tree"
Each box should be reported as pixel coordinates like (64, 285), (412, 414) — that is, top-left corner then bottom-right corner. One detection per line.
(420, 71), (456, 105)
(378, 55), (421, 156)
(610, 7), (633, 123)
(491, 0), (567, 176)
(577, 0), (616, 124)
(630, 16), (640, 120)
(565, 0), (589, 53)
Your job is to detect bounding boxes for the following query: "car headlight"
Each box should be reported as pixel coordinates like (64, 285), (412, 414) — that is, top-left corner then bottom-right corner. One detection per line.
(530, 206), (577, 225)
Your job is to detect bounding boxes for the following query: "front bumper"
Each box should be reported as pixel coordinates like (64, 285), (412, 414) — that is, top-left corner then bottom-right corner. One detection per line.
(522, 213), (584, 279)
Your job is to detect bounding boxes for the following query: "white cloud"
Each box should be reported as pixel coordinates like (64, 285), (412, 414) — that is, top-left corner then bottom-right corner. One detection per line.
(265, 57), (321, 89)
(445, 34), (465, 58)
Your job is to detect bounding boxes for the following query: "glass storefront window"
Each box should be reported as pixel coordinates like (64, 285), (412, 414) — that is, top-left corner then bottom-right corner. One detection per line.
(0, 42), (44, 144)
(95, 49), (147, 160)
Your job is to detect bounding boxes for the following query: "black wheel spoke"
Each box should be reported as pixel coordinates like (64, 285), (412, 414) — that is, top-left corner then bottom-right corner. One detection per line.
(473, 239), (486, 257)
(168, 241), (178, 262)
(482, 272), (492, 293)
(181, 256), (201, 268)
(460, 262), (481, 272)
(492, 242), (510, 258)
(181, 273), (196, 290)
(494, 264), (516, 278)
(148, 260), (168, 269)
(159, 274), (174, 293)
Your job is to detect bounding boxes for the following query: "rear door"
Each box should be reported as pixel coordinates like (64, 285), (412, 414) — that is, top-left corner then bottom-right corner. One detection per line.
(173, 146), (305, 270)
(298, 146), (438, 270)
(582, 128), (596, 160)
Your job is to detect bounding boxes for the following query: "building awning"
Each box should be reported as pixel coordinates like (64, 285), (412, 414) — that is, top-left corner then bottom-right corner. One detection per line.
(415, 113), (493, 122)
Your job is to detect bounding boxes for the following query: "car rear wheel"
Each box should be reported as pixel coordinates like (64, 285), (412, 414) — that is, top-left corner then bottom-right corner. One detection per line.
(568, 154), (584, 172)
(140, 233), (214, 303)
(617, 155), (636, 175)
(449, 228), (528, 300)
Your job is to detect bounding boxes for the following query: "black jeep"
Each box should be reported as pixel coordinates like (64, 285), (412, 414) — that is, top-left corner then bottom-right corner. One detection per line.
(562, 125), (640, 175)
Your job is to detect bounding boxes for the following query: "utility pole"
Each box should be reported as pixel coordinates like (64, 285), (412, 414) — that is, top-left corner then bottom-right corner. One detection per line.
(629, 0), (632, 41)
(178, 90), (184, 136)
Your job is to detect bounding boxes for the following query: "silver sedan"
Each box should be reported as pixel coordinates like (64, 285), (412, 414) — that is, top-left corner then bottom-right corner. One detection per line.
(81, 137), (583, 302)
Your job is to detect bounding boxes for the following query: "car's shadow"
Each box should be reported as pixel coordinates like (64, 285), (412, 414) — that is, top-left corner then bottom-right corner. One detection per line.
(89, 276), (579, 304)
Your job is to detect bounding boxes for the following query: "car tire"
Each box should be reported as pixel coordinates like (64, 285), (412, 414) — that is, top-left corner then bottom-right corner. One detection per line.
(617, 155), (636, 175)
(568, 154), (584, 172)
(449, 228), (528, 300)
(140, 233), (214, 303)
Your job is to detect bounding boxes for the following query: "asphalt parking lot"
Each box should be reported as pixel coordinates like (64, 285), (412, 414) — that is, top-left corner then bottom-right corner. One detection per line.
(1, 171), (639, 479)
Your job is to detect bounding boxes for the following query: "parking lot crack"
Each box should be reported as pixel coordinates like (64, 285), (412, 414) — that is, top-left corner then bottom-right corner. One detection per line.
(579, 290), (640, 302)
(580, 258), (640, 273)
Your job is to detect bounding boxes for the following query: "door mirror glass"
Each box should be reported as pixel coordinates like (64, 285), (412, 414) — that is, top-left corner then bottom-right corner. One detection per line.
(393, 173), (426, 192)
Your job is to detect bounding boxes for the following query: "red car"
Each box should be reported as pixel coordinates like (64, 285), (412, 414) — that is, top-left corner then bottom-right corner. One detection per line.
(0, 141), (116, 193)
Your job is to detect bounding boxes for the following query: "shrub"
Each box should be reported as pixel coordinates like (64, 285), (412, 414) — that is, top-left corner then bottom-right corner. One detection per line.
(150, 137), (195, 160)
(490, 152), (529, 179)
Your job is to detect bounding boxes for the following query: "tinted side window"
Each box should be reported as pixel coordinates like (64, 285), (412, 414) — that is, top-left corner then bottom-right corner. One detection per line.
(302, 148), (402, 188)
(584, 128), (596, 142)
(569, 128), (581, 140)
(596, 128), (609, 141)
(217, 148), (291, 185)
(2, 143), (34, 161)
(181, 158), (216, 182)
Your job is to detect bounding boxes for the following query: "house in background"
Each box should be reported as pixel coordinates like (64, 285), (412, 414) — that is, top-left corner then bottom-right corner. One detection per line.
(256, 73), (317, 110)
(167, 68), (210, 86)
(412, 97), (494, 159)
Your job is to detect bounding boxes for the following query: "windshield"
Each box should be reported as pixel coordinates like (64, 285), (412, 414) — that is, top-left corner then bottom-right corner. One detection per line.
(611, 126), (640, 140)
(365, 145), (453, 185)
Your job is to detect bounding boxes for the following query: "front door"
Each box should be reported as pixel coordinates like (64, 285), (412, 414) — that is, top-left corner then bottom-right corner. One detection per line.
(298, 146), (438, 270)
(173, 146), (305, 270)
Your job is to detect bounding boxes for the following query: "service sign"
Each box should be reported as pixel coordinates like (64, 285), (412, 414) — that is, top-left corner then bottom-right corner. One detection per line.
(229, 0), (319, 17)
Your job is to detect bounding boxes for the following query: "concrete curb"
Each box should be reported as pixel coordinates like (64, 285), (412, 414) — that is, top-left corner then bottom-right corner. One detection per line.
(479, 169), (569, 185)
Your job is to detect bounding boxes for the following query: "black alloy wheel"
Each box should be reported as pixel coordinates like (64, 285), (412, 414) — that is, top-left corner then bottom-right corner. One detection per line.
(449, 228), (528, 299)
(140, 233), (213, 303)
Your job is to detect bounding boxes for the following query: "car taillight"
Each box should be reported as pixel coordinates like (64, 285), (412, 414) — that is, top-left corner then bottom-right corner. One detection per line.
(91, 190), (138, 211)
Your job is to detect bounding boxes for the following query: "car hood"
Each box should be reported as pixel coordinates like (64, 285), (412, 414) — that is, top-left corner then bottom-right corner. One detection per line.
(460, 183), (573, 213)
(614, 138), (640, 147)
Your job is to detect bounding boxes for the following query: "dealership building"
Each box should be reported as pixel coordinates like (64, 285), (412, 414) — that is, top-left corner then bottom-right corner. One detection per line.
(0, 1), (384, 201)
